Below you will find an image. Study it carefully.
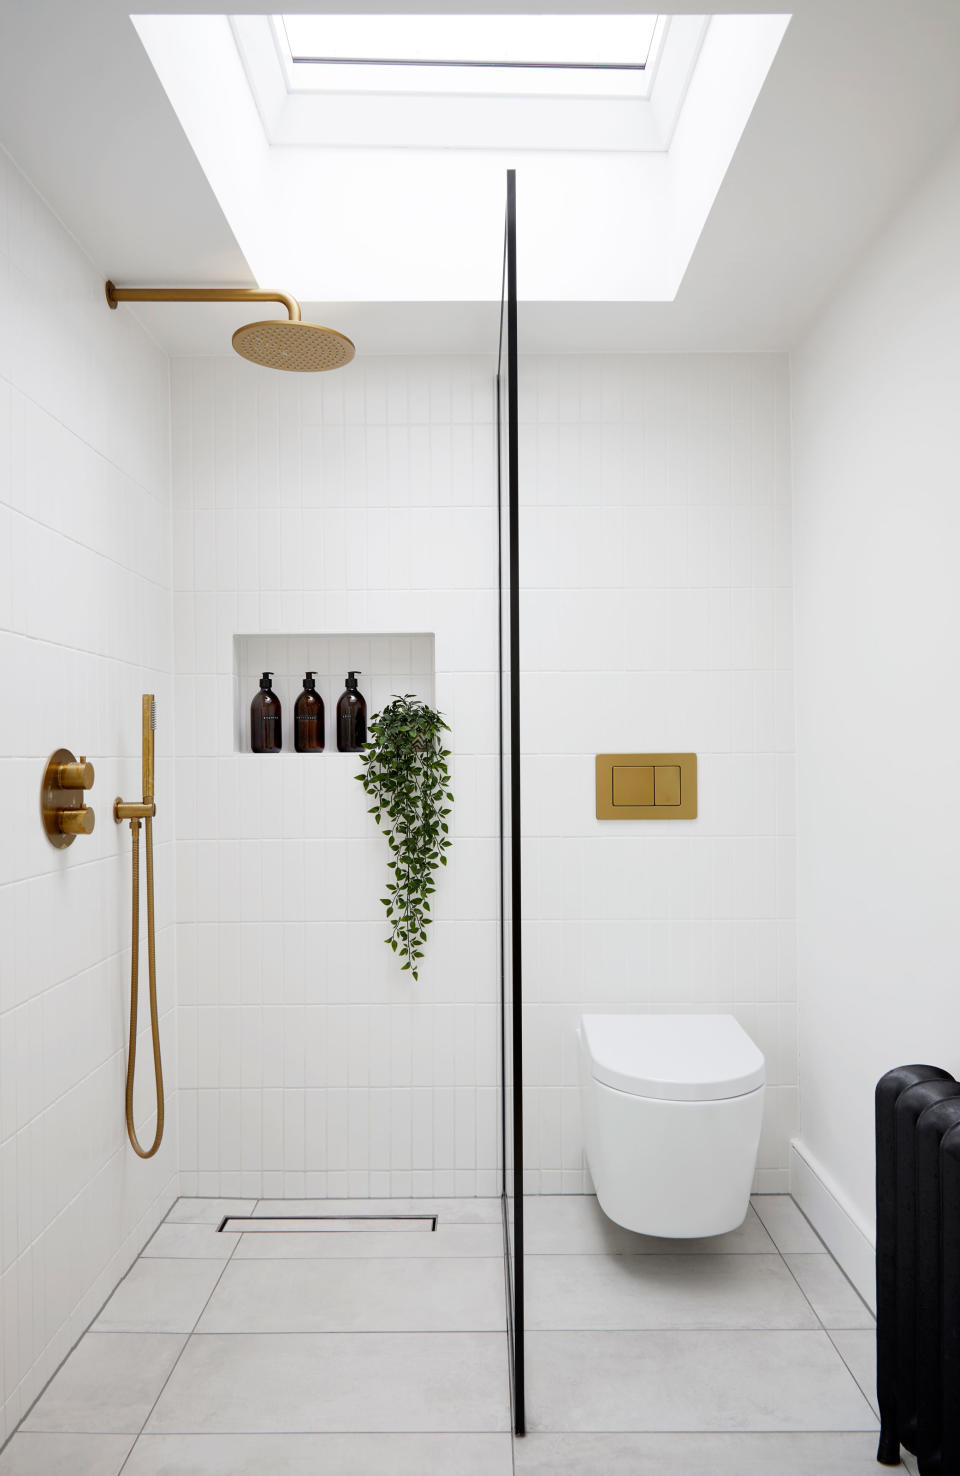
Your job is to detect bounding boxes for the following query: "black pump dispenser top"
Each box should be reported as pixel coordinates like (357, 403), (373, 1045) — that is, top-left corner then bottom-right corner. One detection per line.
(303, 671), (317, 691)
(259, 671), (273, 691)
(346, 670), (361, 690)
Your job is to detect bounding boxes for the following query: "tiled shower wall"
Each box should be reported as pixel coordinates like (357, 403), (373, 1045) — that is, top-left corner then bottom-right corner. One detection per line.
(171, 357), (501, 1198)
(520, 356), (796, 1193)
(0, 147), (175, 1441)
(172, 350), (796, 1199)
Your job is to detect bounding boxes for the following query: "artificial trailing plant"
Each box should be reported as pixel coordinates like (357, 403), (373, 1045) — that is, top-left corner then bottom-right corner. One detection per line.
(357, 694), (453, 979)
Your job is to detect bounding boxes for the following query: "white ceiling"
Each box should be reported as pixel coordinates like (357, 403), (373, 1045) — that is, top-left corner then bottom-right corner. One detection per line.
(2, 0), (960, 356)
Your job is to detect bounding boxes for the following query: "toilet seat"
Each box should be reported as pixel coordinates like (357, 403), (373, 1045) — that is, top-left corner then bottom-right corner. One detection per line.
(580, 1014), (765, 1102)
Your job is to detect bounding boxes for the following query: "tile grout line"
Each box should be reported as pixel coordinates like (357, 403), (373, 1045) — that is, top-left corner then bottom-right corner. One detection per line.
(763, 1206), (880, 1426)
(825, 1327), (880, 1419)
(115, 1200), (257, 1475)
(0, 1193), (180, 1457)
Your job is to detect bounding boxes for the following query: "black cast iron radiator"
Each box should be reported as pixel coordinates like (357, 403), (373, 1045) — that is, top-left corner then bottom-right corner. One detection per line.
(876, 1065), (960, 1473)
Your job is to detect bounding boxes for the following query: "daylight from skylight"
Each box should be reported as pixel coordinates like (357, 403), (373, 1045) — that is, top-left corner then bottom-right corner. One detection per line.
(277, 14), (665, 97)
(281, 14), (660, 69)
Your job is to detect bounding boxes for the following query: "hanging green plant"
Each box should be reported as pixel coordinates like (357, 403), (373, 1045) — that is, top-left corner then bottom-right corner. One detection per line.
(357, 694), (453, 979)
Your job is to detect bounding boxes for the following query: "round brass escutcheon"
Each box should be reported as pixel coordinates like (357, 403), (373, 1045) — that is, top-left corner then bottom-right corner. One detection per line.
(41, 747), (96, 848)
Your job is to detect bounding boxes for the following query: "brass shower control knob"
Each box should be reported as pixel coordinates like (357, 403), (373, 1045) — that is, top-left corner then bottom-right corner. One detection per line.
(59, 807), (95, 837)
(57, 757), (95, 789)
(41, 747), (97, 848)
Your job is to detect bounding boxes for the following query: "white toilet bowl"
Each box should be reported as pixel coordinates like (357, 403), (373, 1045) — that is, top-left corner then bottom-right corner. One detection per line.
(579, 1013), (765, 1238)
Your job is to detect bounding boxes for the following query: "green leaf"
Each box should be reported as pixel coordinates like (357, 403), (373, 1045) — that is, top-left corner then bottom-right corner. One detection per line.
(359, 694), (453, 983)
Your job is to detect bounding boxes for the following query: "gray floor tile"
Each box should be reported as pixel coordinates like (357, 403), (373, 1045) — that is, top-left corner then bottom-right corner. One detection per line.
(197, 1257), (506, 1332)
(145, 1332), (511, 1433)
(751, 1195), (824, 1253)
(513, 1431), (886, 1473)
(252, 1197), (502, 1224)
(233, 1222), (503, 1259)
(526, 1253), (817, 1331)
(524, 1196), (776, 1255)
(830, 1330), (879, 1416)
(0, 1433), (133, 1475)
(166, 1200), (257, 1225)
(143, 1224), (240, 1260)
(93, 1259), (227, 1333)
(786, 1253), (875, 1329)
(22, 1334), (187, 1434)
(123, 1432), (513, 1474)
(525, 1330), (879, 1432)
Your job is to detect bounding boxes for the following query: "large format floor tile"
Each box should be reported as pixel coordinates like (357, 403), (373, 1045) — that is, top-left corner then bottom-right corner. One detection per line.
(166, 1200), (258, 1225)
(233, 1222), (503, 1259)
(146, 1332), (511, 1433)
(252, 1197), (502, 1224)
(524, 1330), (879, 1432)
(526, 1253), (817, 1331)
(785, 1253), (875, 1328)
(143, 1224), (240, 1260)
(123, 1432), (514, 1475)
(750, 1195), (824, 1253)
(22, 1334), (187, 1434)
(93, 1258), (226, 1333)
(197, 1257), (506, 1332)
(523, 1197), (776, 1255)
(830, 1329), (879, 1416)
(0, 1433), (133, 1475)
(513, 1431), (887, 1474)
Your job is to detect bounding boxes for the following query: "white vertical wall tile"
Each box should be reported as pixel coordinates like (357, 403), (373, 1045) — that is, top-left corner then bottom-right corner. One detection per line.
(0, 147), (177, 1431)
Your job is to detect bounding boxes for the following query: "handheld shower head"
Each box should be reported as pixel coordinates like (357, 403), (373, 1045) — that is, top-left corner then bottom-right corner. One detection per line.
(142, 694), (156, 805)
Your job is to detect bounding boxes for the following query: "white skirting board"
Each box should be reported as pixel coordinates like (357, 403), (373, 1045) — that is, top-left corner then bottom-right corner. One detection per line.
(789, 1139), (876, 1314)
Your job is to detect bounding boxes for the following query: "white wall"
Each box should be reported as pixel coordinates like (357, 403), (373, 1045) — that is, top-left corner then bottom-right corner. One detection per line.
(171, 351), (797, 1198)
(519, 354), (797, 1193)
(792, 130), (960, 1269)
(0, 147), (176, 1442)
(171, 356), (502, 1199)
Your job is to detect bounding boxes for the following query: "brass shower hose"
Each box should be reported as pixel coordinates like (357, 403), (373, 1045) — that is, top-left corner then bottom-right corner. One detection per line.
(125, 812), (164, 1158)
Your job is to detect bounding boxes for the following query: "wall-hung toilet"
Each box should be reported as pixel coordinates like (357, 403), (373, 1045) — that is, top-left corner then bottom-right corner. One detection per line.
(579, 1014), (765, 1239)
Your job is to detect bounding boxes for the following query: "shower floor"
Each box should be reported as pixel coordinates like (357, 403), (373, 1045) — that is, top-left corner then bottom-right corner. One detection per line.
(1, 1194), (889, 1475)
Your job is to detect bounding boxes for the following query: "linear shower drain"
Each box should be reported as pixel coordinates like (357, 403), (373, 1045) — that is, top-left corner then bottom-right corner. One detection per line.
(218, 1214), (438, 1234)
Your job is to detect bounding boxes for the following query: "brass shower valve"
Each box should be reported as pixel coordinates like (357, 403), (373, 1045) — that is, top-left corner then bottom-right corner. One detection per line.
(41, 748), (96, 848)
(57, 758), (95, 790)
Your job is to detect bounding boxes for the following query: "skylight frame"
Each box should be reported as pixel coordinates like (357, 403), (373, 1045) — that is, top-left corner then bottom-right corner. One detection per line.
(280, 14), (662, 72)
(271, 14), (669, 101)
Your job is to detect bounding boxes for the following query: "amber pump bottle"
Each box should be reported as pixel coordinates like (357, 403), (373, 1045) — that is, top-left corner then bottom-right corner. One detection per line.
(250, 671), (282, 753)
(337, 671), (366, 752)
(295, 671), (324, 752)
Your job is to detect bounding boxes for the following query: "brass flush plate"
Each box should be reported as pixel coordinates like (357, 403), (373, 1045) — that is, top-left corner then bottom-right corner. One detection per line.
(596, 753), (697, 820)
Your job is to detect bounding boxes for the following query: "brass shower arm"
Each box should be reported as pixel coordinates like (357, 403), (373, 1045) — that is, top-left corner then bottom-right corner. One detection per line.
(105, 281), (302, 322)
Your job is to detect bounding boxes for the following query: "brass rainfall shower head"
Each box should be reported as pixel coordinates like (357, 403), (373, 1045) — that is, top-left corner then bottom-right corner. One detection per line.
(105, 282), (355, 372)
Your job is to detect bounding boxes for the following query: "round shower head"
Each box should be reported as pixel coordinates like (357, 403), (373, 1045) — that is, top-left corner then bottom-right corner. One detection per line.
(105, 283), (356, 373)
(232, 319), (356, 373)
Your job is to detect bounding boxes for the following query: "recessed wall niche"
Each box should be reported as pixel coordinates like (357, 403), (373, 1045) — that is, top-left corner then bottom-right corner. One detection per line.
(234, 633), (436, 753)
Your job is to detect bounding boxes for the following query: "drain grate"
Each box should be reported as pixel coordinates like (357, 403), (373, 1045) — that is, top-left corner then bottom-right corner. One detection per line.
(218, 1214), (438, 1234)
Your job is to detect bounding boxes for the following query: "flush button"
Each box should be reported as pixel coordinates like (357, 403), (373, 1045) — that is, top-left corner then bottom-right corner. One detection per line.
(596, 754), (697, 820)
(654, 765), (681, 806)
(612, 766), (655, 807)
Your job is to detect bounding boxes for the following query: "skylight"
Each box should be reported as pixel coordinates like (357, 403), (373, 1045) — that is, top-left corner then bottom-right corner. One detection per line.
(282, 15), (660, 69)
(277, 14), (665, 98)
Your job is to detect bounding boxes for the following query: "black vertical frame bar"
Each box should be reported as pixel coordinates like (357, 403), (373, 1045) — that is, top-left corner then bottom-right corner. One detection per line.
(496, 168), (524, 1435)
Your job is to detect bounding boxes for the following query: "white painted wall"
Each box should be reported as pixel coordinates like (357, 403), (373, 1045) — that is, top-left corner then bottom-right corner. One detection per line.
(792, 130), (960, 1266)
(519, 354), (797, 1193)
(172, 350), (797, 1198)
(0, 148), (176, 1440)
